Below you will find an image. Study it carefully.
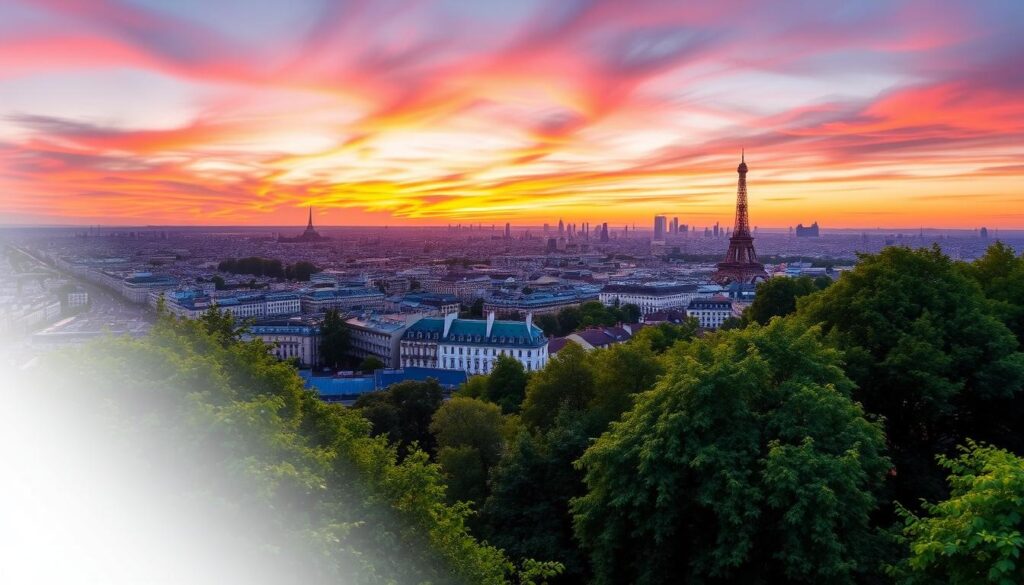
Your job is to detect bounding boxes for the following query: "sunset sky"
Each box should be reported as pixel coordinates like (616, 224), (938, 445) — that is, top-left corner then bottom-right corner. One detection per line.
(1, 0), (1022, 228)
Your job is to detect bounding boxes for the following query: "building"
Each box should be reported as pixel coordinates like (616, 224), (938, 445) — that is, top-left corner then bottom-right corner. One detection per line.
(385, 292), (461, 315)
(67, 287), (89, 309)
(344, 315), (411, 368)
(713, 153), (768, 284)
(795, 222), (820, 237)
(161, 290), (300, 319)
(687, 297), (734, 329)
(482, 289), (599, 317)
(400, 312), (548, 374)
(121, 272), (178, 303)
(246, 317), (320, 366)
(421, 274), (491, 300)
(653, 215), (667, 242)
(300, 287), (386, 313)
(599, 282), (702, 315)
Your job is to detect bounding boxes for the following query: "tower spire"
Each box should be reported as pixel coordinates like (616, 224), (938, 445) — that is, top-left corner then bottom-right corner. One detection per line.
(712, 154), (766, 285)
(307, 206), (314, 230)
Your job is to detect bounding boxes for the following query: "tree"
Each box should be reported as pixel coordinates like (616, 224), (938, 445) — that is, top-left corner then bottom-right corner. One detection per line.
(744, 275), (829, 326)
(961, 242), (1024, 344)
(535, 313), (559, 336)
(318, 309), (349, 369)
(894, 442), (1024, 585)
(482, 417), (595, 583)
(798, 245), (1024, 508)
(29, 308), (532, 584)
(588, 338), (663, 426)
(198, 306), (239, 346)
(572, 319), (890, 585)
(468, 298), (485, 318)
(458, 375), (489, 399)
(630, 320), (698, 353)
(520, 342), (595, 431)
(357, 356), (385, 372)
(430, 397), (505, 505)
(486, 355), (529, 413)
(352, 379), (444, 457)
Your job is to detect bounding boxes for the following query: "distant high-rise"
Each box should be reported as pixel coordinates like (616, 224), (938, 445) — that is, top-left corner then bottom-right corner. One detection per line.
(671, 217), (679, 234)
(504, 222), (511, 239)
(980, 226), (989, 238)
(795, 222), (820, 238)
(713, 153), (767, 284)
(600, 222), (609, 242)
(558, 219), (565, 236)
(653, 215), (667, 242)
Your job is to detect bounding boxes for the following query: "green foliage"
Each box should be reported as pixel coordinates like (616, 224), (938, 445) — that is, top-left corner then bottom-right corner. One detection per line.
(520, 343), (595, 431)
(535, 302), (642, 336)
(486, 355), (529, 413)
(357, 356), (385, 372)
(198, 305), (240, 345)
(352, 379), (443, 457)
(318, 309), (349, 369)
(798, 245), (1024, 507)
(482, 417), (595, 583)
(893, 442), (1024, 585)
(218, 256), (319, 281)
(458, 375), (489, 399)
(37, 310), (520, 584)
(572, 319), (890, 585)
(430, 397), (505, 505)
(744, 275), (831, 326)
(630, 320), (698, 353)
(961, 242), (1024, 344)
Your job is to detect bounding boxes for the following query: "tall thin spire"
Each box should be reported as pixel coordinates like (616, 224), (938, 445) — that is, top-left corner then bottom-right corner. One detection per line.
(307, 206), (314, 230)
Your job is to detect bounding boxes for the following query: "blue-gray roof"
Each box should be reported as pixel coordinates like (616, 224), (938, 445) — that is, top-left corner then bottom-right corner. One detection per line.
(403, 317), (546, 347)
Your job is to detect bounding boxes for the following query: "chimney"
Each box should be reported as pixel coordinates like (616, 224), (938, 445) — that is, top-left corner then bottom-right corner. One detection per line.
(526, 311), (534, 335)
(486, 311), (495, 337)
(443, 311), (457, 338)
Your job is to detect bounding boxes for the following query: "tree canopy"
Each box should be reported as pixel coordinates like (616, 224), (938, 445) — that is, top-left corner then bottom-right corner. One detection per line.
(744, 274), (831, 325)
(894, 442), (1024, 585)
(797, 245), (1024, 507)
(573, 319), (890, 585)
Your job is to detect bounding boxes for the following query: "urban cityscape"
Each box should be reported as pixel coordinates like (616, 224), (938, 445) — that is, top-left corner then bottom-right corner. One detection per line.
(3, 1), (1024, 585)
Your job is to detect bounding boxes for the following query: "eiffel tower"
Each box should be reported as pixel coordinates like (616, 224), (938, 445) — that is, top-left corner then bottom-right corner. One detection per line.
(713, 152), (767, 284)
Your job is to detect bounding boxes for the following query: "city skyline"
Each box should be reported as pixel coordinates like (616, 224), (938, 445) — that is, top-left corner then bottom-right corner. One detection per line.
(2, 0), (1023, 229)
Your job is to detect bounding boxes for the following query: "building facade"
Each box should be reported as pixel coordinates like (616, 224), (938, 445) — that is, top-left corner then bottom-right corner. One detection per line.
(483, 289), (599, 317)
(246, 318), (320, 366)
(300, 287), (386, 313)
(599, 282), (701, 315)
(400, 312), (548, 374)
(686, 297), (734, 329)
(344, 315), (410, 368)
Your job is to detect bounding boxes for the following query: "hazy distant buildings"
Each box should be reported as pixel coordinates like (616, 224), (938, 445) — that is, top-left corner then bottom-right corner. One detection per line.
(795, 222), (820, 238)
(653, 215), (667, 242)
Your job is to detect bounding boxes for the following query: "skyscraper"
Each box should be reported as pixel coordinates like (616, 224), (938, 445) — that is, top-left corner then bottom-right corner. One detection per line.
(653, 215), (667, 242)
(712, 153), (767, 284)
(504, 222), (511, 239)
